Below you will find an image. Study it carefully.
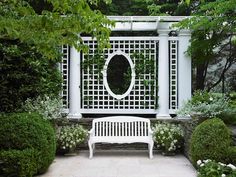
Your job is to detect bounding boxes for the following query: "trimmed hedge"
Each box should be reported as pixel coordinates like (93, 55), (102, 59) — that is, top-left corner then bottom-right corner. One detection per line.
(228, 146), (236, 165)
(0, 113), (56, 174)
(0, 149), (38, 177)
(190, 118), (232, 166)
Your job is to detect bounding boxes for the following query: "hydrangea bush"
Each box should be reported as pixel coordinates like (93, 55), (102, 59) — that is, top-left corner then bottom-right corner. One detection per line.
(177, 90), (231, 118)
(152, 122), (184, 155)
(57, 124), (88, 153)
(22, 95), (63, 120)
(197, 159), (236, 177)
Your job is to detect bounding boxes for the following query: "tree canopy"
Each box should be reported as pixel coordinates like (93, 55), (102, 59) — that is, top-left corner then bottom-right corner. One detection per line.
(0, 0), (114, 112)
(176, 0), (236, 91)
(0, 0), (114, 59)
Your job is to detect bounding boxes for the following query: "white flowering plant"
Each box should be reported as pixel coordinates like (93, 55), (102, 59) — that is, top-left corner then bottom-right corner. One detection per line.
(197, 159), (236, 177)
(22, 95), (63, 120)
(152, 122), (184, 155)
(177, 90), (231, 118)
(56, 124), (88, 153)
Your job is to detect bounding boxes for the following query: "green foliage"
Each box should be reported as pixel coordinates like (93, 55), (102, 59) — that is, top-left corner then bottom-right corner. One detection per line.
(219, 112), (236, 125)
(22, 95), (63, 120)
(131, 51), (157, 98)
(0, 0), (113, 59)
(56, 124), (88, 154)
(0, 41), (62, 113)
(106, 55), (131, 95)
(175, 0), (236, 91)
(82, 50), (106, 79)
(146, 0), (191, 16)
(152, 122), (184, 155)
(229, 92), (236, 109)
(197, 159), (236, 177)
(190, 118), (232, 166)
(0, 149), (38, 177)
(0, 113), (56, 174)
(228, 146), (236, 165)
(96, 0), (149, 15)
(177, 90), (232, 118)
(82, 49), (158, 108)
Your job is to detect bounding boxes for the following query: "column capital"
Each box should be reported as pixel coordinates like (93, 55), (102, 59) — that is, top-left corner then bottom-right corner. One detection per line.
(158, 29), (170, 36)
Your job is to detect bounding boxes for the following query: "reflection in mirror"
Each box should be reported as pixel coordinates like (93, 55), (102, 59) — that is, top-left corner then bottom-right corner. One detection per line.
(107, 54), (131, 95)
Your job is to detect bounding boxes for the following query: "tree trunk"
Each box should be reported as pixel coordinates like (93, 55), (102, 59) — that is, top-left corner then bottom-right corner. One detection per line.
(195, 62), (208, 90)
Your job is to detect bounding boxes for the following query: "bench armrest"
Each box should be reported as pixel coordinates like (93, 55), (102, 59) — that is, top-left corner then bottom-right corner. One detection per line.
(149, 129), (153, 135)
(88, 128), (95, 135)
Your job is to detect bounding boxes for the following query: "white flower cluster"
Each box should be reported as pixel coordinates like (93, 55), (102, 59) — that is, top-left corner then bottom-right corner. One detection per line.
(152, 122), (184, 153)
(57, 124), (88, 150)
(197, 159), (236, 177)
(23, 95), (63, 120)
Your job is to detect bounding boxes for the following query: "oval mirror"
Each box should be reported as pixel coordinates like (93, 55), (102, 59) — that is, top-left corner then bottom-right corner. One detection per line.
(103, 51), (135, 100)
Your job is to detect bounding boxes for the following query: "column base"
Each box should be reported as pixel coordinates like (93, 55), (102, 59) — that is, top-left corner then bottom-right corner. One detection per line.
(67, 113), (82, 120)
(156, 114), (171, 119)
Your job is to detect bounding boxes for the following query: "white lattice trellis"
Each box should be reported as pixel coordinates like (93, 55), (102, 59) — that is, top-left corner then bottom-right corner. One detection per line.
(61, 45), (69, 109)
(61, 38), (180, 113)
(81, 37), (158, 113)
(169, 40), (178, 110)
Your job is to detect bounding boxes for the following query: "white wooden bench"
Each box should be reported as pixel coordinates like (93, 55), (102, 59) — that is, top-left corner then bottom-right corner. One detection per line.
(88, 116), (154, 159)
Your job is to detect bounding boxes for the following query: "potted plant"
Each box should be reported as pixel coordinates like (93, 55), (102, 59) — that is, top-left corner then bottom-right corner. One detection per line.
(152, 122), (184, 155)
(56, 124), (88, 155)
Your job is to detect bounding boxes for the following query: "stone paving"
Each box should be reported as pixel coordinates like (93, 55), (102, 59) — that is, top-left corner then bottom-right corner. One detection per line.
(37, 150), (197, 177)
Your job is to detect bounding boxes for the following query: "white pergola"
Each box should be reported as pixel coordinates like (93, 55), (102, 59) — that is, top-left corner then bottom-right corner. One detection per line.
(61, 16), (191, 119)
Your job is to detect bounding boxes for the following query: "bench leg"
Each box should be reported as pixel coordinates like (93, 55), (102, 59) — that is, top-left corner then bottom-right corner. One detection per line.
(92, 143), (95, 151)
(148, 141), (154, 159)
(88, 140), (93, 159)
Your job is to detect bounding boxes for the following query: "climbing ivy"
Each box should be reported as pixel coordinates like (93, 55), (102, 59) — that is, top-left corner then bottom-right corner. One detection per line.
(131, 50), (158, 98)
(82, 50), (105, 78)
(82, 49), (158, 109)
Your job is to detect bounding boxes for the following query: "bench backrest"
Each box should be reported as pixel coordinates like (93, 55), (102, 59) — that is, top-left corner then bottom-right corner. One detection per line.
(92, 116), (151, 137)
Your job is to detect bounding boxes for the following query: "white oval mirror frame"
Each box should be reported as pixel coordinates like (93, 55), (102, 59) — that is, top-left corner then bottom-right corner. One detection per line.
(103, 50), (135, 100)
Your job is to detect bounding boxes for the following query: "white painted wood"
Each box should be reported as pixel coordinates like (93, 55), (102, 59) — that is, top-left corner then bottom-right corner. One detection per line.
(103, 50), (135, 100)
(68, 47), (82, 119)
(61, 17), (192, 118)
(82, 36), (160, 41)
(61, 45), (69, 109)
(178, 30), (192, 110)
(81, 37), (158, 113)
(169, 40), (178, 110)
(88, 116), (154, 159)
(156, 30), (171, 119)
(108, 16), (188, 22)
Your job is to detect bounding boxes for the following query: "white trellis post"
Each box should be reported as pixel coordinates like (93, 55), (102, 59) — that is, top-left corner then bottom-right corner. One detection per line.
(178, 30), (191, 109)
(156, 30), (171, 119)
(68, 47), (82, 119)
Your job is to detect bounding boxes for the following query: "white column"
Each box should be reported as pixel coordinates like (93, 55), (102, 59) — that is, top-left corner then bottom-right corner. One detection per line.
(178, 30), (191, 109)
(68, 47), (82, 119)
(156, 30), (171, 119)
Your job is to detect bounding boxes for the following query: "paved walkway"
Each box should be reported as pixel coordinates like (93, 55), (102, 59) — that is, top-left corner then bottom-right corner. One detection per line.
(37, 150), (197, 177)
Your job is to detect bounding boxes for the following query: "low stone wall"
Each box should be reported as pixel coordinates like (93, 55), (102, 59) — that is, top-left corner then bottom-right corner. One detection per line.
(180, 119), (198, 160)
(70, 117), (236, 156)
(75, 117), (184, 151)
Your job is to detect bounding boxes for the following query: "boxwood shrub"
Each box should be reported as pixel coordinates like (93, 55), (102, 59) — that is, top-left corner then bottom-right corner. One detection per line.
(190, 118), (232, 166)
(0, 113), (56, 175)
(228, 146), (236, 165)
(0, 149), (38, 177)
